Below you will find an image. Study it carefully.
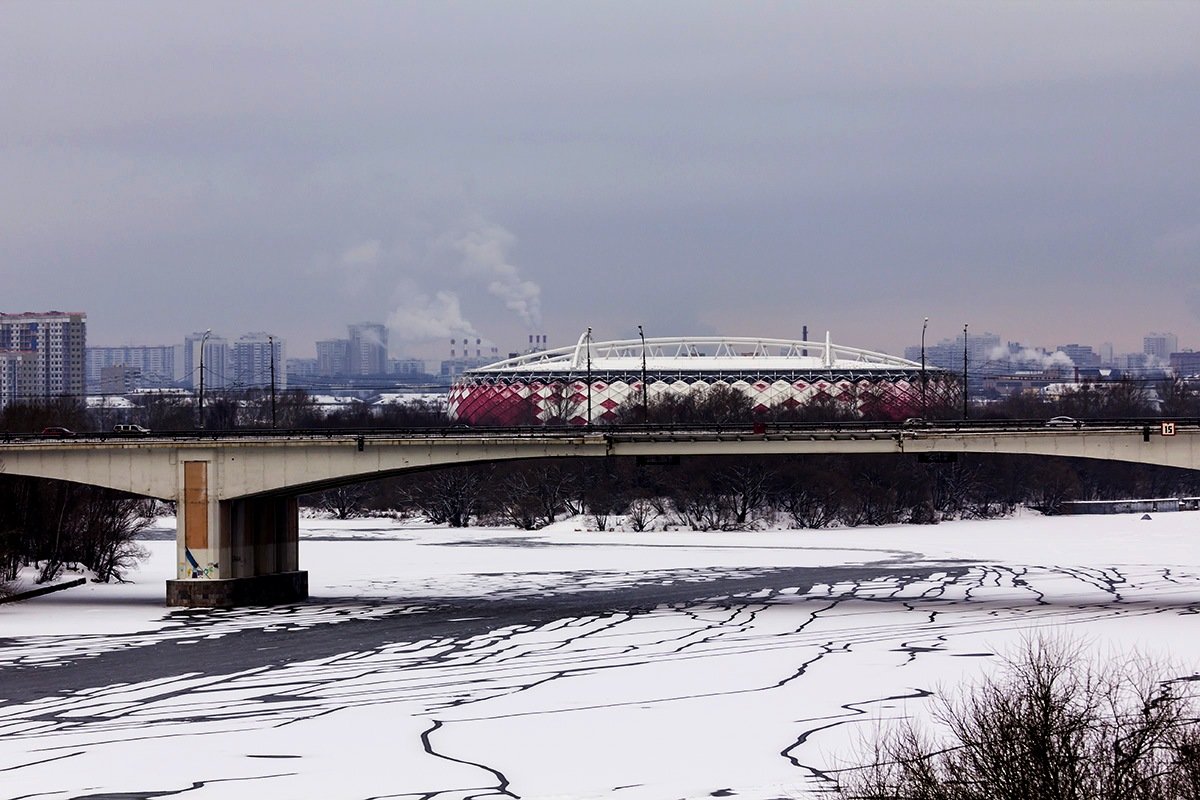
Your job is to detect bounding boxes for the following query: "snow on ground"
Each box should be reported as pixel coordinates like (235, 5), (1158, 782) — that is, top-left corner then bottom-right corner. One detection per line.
(3, 511), (1200, 799)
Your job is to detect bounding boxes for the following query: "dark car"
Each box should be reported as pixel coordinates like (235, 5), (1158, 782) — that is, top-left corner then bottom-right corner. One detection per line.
(40, 426), (75, 437)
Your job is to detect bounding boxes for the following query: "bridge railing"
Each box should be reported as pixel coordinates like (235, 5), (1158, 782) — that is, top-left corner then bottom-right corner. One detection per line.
(2, 417), (1196, 444)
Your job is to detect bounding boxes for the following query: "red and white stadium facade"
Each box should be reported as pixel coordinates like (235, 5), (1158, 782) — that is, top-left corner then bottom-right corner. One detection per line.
(447, 332), (953, 426)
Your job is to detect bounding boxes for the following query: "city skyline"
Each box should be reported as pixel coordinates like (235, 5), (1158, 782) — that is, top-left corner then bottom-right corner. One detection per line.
(84, 311), (1198, 365)
(3, 3), (1199, 359)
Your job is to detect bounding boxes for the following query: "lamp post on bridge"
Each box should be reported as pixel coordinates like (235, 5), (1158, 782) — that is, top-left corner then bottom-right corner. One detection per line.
(198, 329), (212, 429)
(962, 322), (969, 420)
(638, 324), (647, 424)
(585, 326), (592, 427)
(920, 317), (928, 416)
(268, 334), (277, 429)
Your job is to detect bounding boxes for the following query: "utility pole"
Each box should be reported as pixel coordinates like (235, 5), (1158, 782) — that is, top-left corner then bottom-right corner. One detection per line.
(962, 323), (969, 419)
(638, 324), (647, 423)
(269, 334), (277, 429)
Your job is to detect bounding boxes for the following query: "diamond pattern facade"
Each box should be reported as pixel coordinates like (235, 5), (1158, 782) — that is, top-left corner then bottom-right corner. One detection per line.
(448, 369), (955, 425)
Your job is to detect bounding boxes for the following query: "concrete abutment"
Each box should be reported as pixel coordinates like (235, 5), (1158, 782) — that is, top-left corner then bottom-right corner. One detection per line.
(170, 459), (306, 607)
(166, 571), (309, 608)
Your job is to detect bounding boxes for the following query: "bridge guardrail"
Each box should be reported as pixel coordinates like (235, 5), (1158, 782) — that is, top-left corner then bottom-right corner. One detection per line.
(2, 418), (1196, 445)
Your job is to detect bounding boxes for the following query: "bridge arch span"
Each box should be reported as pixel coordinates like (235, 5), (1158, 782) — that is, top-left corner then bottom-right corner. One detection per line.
(2, 423), (1197, 607)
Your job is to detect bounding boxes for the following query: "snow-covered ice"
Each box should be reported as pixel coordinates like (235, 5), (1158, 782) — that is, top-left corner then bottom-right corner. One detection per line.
(3, 511), (1200, 799)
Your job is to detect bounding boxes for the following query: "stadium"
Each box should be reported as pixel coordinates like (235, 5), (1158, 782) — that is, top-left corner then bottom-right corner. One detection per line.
(447, 332), (955, 425)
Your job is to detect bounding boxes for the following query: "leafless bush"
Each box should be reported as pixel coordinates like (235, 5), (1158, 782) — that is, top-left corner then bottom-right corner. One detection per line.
(400, 467), (491, 527)
(778, 485), (842, 529)
(625, 497), (660, 532)
(315, 484), (370, 520)
(836, 637), (1200, 800)
(670, 491), (743, 531)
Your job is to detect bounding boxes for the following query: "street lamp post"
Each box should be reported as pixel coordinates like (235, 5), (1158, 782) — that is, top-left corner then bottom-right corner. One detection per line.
(637, 324), (647, 424)
(962, 323), (969, 419)
(198, 329), (212, 429)
(920, 317), (928, 416)
(268, 334), (277, 429)
(585, 327), (593, 426)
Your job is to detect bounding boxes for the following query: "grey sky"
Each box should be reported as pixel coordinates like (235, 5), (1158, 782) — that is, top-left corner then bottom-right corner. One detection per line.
(3, 1), (1198, 359)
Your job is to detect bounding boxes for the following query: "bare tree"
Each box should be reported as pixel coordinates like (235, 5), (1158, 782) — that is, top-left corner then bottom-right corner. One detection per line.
(624, 497), (660, 532)
(837, 636), (1200, 800)
(540, 382), (584, 426)
(671, 490), (739, 531)
(402, 467), (492, 527)
(136, 392), (194, 431)
(78, 494), (153, 583)
(779, 485), (842, 529)
(1026, 459), (1082, 514)
(717, 462), (774, 526)
(315, 484), (370, 520)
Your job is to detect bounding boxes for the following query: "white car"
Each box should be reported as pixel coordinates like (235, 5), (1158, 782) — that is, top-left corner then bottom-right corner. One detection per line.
(1045, 416), (1081, 428)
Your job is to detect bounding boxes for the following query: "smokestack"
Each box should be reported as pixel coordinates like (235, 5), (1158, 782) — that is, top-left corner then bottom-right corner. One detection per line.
(802, 325), (808, 357)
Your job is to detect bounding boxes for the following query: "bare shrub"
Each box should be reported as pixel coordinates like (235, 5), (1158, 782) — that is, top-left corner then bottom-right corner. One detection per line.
(836, 637), (1200, 800)
(671, 491), (740, 531)
(315, 484), (370, 520)
(625, 498), (659, 532)
(779, 485), (842, 529)
(401, 467), (491, 528)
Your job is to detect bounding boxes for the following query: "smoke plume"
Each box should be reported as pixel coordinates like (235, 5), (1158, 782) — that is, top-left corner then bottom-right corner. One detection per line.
(387, 291), (478, 341)
(988, 345), (1075, 369)
(451, 218), (542, 328)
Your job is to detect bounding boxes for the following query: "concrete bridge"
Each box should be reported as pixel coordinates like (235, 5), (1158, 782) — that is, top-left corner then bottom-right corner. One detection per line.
(1, 421), (1194, 606)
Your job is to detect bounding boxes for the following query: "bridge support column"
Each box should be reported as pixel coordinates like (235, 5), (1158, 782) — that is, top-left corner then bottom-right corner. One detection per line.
(166, 459), (307, 608)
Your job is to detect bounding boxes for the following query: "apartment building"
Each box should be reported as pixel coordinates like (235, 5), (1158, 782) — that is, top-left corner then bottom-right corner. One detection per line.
(0, 311), (87, 405)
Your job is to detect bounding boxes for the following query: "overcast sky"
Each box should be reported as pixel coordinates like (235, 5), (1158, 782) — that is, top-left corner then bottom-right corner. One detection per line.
(3, 1), (1199, 359)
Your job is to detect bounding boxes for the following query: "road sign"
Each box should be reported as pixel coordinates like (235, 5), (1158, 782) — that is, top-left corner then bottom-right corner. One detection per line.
(1162, 421), (1177, 437)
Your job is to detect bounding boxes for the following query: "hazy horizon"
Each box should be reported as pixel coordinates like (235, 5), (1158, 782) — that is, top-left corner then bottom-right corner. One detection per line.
(3, 2), (1198, 360)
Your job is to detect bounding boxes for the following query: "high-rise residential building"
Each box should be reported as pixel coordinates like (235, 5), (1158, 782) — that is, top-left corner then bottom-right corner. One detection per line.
(86, 345), (176, 390)
(99, 365), (141, 394)
(286, 358), (319, 379)
(316, 339), (351, 377)
(1144, 333), (1178, 361)
(232, 332), (286, 390)
(1170, 351), (1200, 377)
(183, 332), (230, 390)
(1117, 352), (1150, 371)
(1056, 344), (1100, 368)
(315, 323), (389, 378)
(391, 358), (429, 376)
(348, 322), (388, 375)
(0, 351), (39, 407)
(0, 311), (87, 404)
(924, 331), (1001, 373)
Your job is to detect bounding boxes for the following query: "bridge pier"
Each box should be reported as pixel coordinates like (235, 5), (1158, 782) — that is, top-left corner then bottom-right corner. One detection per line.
(166, 459), (307, 608)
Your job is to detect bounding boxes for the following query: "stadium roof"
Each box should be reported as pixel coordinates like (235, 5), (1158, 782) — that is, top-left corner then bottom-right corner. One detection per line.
(468, 332), (925, 374)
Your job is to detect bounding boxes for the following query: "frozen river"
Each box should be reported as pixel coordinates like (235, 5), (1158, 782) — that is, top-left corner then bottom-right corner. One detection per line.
(4, 511), (1200, 799)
